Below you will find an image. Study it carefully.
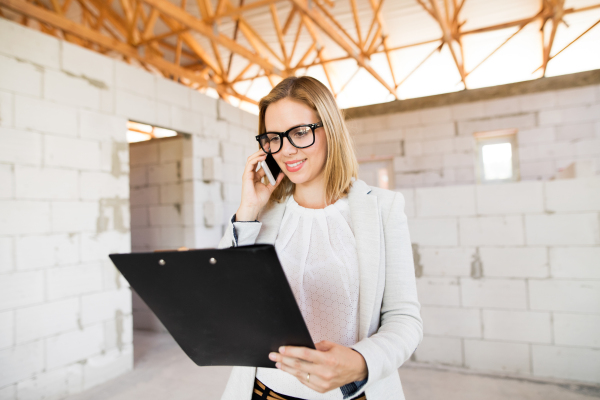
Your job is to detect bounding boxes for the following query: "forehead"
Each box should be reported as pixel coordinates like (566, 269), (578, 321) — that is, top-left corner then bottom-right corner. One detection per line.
(264, 98), (318, 132)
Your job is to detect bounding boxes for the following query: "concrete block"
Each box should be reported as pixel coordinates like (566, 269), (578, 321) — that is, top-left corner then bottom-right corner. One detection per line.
(421, 138), (454, 155)
(574, 138), (600, 157)
(16, 233), (79, 270)
(545, 177), (600, 212)
(0, 311), (13, 349)
(81, 289), (131, 325)
(159, 182), (183, 205)
(555, 122), (595, 141)
(15, 95), (78, 137)
(44, 135), (100, 170)
(16, 365), (76, 400)
(159, 226), (185, 248)
(80, 172), (128, 201)
(517, 91), (557, 111)
(0, 90), (13, 128)
(419, 106), (452, 123)
(483, 309), (551, 343)
(464, 340), (530, 374)
(130, 207), (148, 228)
(0, 237), (13, 274)
(420, 306), (481, 338)
(482, 97), (520, 117)
(0, 271), (44, 311)
(158, 138), (183, 164)
(529, 280), (600, 313)
(525, 213), (599, 245)
(404, 141), (421, 157)
(104, 313), (133, 350)
(415, 185), (475, 217)
(80, 110), (127, 141)
(46, 324), (104, 369)
(148, 162), (180, 185)
(476, 181), (544, 214)
(0, 128), (42, 165)
(417, 247), (473, 277)
(442, 153), (475, 168)
(241, 109), (258, 131)
(129, 141), (159, 166)
(218, 100), (243, 127)
(0, 54), (43, 98)
(532, 345), (600, 383)
(130, 186), (159, 207)
(47, 263), (104, 300)
(156, 101), (170, 127)
(114, 61), (155, 98)
(51, 201), (98, 232)
(44, 70), (101, 111)
(557, 86), (597, 106)
(453, 137), (475, 153)
(0, 384), (14, 399)
(450, 102), (485, 120)
(517, 127), (555, 145)
(16, 298), (79, 343)
(0, 200), (50, 235)
(200, 117), (228, 139)
(181, 156), (201, 181)
(203, 157), (223, 181)
(0, 164), (13, 200)
(407, 218), (458, 246)
(222, 183), (242, 203)
(0, 19), (60, 67)
(414, 336), (462, 366)
(550, 247), (600, 279)
(387, 110), (420, 127)
(80, 231), (130, 263)
(61, 41), (114, 87)
(156, 77), (190, 109)
(194, 137), (221, 158)
(421, 122), (455, 139)
(416, 277), (460, 306)
(554, 313), (600, 348)
(148, 205), (182, 226)
(170, 106), (201, 134)
(203, 201), (224, 228)
(458, 114), (536, 136)
(115, 90), (156, 124)
(519, 160), (555, 180)
(82, 345), (133, 390)
(357, 115), (388, 131)
(14, 166), (78, 200)
(191, 90), (217, 118)
(480, 247), (548, 278)
(461, 278), (527, 309)
(130, 226), (160, 250)
(220, 142), (245, 164)
(0, 341), (44, 387)
(459, 216), (525, 246)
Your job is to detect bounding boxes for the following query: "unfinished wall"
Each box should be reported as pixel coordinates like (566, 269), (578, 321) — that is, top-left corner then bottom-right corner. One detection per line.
(398, 177), (600, 384)
(0, 17), (257, 398)
(347, 75), (600, 187)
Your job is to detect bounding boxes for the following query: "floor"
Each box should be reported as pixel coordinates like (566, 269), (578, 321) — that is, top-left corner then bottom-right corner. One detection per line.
(66, 331), (600, 400)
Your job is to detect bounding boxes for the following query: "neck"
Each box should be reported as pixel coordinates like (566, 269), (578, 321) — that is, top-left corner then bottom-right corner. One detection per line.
(293, 172), (332, 209)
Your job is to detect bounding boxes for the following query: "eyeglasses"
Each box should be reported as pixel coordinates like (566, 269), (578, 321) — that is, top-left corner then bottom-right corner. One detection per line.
(255, 122), (323, 154)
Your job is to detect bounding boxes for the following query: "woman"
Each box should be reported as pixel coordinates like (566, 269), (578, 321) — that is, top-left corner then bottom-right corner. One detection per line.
(218, 76), (422, 400)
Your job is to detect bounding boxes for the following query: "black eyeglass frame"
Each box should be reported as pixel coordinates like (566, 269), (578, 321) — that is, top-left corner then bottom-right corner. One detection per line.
(255, 122), (323, 154)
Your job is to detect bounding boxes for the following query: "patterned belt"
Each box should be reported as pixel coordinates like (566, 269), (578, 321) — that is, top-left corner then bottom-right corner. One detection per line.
(252, 378), (366, 400)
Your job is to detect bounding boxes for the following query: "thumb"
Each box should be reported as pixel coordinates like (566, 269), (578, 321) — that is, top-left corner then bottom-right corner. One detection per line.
(315, 340), (334, 351)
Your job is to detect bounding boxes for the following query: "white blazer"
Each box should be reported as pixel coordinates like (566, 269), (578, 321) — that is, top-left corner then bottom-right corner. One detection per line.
(217, 179), (423, 400)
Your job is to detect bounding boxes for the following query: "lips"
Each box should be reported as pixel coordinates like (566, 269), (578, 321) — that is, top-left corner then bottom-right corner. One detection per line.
(285, 159), (306, 172)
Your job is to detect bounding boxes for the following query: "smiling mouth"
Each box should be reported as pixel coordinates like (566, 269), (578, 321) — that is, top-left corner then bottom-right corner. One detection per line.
(287, 160), (306, 167)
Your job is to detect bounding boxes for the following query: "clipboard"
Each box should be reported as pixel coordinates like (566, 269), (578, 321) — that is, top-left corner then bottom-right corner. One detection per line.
(109, 244), (315, 368)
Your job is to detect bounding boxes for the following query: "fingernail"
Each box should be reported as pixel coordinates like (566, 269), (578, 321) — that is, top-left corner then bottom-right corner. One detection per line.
(269, 353), (276, 360)
(276, 362), (281, 368)
(279, 346), (285, 353)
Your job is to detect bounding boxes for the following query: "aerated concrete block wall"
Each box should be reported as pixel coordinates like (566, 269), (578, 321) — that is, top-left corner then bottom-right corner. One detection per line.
(348, 83), (600, 187)
(398, 177), (600, 384)
(0, 17), (257, 398)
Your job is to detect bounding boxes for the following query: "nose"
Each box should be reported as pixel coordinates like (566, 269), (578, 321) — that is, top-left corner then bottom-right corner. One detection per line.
(280, 136), (297, 155)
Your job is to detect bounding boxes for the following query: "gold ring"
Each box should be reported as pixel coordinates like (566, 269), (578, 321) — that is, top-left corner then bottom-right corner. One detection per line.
(307, 372), (310, 382)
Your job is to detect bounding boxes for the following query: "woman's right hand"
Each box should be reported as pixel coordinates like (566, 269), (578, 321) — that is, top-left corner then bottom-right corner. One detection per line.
(235, 149), (284, 221)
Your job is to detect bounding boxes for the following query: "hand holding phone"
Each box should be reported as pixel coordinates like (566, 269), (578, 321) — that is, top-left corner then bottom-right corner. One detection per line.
(255, 153), (281, 186)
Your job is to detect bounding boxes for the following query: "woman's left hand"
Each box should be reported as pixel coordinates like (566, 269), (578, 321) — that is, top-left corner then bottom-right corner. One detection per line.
(268, 341), (368, 394)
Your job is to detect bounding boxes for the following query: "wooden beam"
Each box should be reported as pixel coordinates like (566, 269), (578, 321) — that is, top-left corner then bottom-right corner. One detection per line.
(213, 0), (280, 19)
(349, 0), (362, 48)
(0, 0), (210, 86)
(136, 27), (189, 46)
(143, 0), (280, 74)
(270, 3), (287, 66)
(313, 0), (359, 49)
(282, 6), (296, 34)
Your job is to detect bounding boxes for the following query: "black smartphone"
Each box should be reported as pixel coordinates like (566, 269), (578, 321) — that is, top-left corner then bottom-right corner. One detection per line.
(265, 153), (281, 180)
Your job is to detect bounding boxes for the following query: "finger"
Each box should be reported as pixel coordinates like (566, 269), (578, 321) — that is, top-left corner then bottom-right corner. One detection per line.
(276, 362), (329, 393)
(314, 340), (335, 351)
(253, 168), (266, 183)
(279, 346), (321, 364)
(267, 171), (284, 191)
(244, 153), (267, 175)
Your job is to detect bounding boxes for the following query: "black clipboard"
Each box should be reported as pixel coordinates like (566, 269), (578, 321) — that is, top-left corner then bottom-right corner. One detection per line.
(109, 244), (315, 368)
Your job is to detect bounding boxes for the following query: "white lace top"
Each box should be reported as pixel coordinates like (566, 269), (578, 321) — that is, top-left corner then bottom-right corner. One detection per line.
(233, 195), (360, 399)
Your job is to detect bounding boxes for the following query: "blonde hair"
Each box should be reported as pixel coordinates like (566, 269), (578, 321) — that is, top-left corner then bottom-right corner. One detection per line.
(258, 76), (358, 205)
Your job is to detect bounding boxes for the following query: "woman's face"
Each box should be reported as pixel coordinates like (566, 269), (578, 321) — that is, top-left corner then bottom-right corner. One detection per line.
(264, 98), (327, 186)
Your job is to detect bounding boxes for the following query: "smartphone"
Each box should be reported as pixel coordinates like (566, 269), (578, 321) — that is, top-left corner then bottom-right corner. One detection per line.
(256, 154), (281, 186)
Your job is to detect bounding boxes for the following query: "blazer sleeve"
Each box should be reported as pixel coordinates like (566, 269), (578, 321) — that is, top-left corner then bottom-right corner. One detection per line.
(350, 191), (424, 395)
(218, 214), (262, 249)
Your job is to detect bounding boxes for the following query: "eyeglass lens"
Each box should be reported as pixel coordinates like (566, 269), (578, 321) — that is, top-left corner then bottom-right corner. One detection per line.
(260, 125), (314, 153)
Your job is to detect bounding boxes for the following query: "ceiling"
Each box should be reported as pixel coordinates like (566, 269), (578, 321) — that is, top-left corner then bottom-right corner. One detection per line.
(1, 0), (599, 112)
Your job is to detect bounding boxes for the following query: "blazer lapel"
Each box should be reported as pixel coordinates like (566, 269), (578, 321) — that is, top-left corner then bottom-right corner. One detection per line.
(348, 180), (381, 340)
